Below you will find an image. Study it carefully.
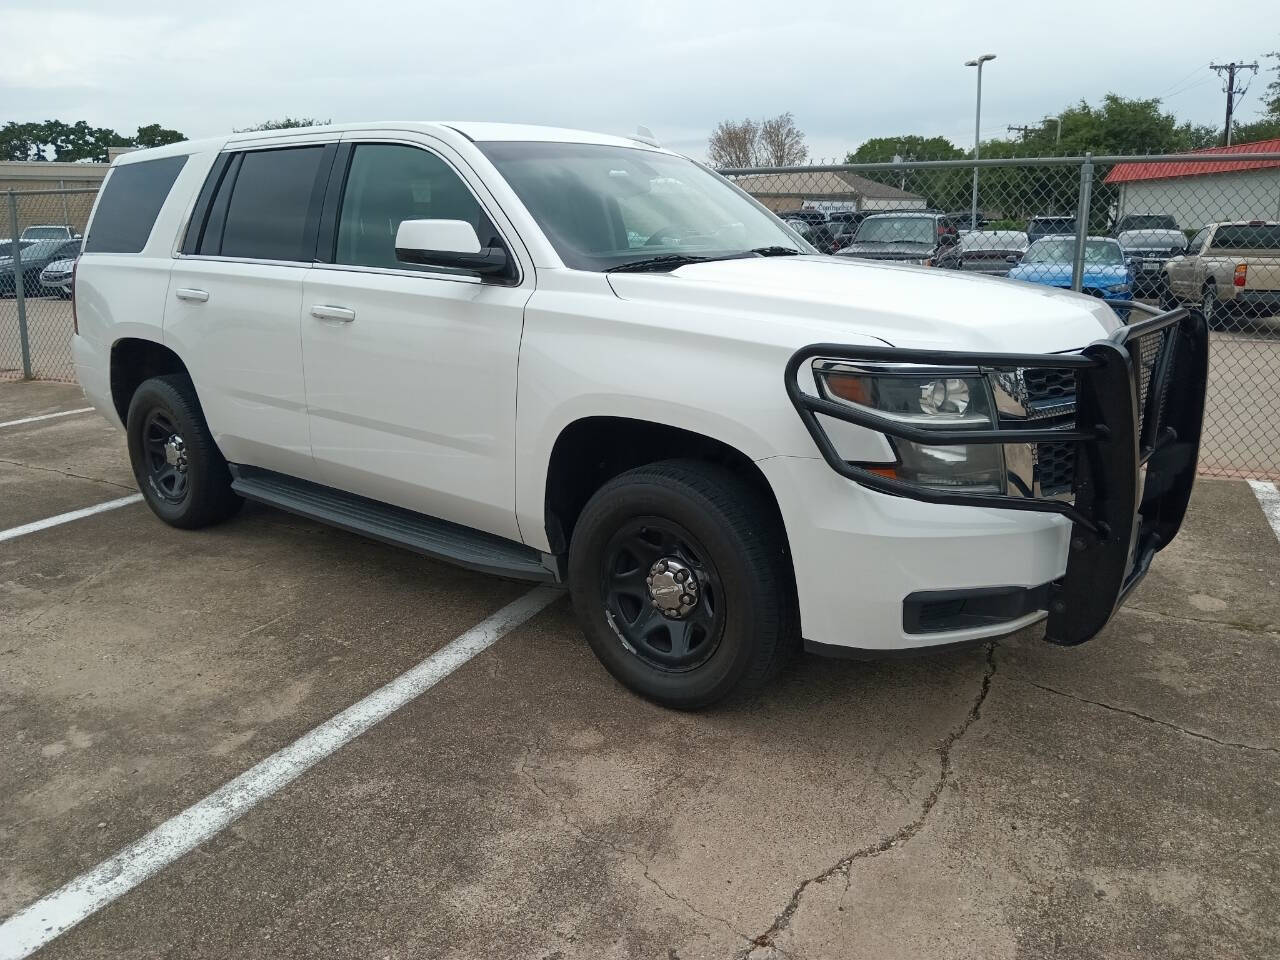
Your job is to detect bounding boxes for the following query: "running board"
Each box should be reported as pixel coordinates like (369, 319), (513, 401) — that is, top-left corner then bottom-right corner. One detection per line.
(229, 465), (558, 583)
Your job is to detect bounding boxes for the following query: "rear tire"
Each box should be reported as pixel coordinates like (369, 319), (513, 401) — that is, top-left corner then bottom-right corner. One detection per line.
(567, 460), (796, 709)
(126, 375), (242, 529)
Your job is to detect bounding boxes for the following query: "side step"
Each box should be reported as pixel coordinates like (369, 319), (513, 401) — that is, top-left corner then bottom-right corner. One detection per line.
(229, 465), (558, 583)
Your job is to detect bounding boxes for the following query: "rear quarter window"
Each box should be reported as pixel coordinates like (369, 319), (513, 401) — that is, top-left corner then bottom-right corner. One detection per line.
(84, 155), (188, 254)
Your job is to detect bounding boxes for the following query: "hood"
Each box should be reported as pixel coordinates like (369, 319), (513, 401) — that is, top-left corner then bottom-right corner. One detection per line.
(837, 242), (935, 260)
(606, 254), (1121, 352)
(1118, 228), (1185, 251)
(1007, 261), (1127, 288)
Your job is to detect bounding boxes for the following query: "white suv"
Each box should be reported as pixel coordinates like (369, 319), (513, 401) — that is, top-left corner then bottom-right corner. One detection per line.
(72, 122), (1208, 708)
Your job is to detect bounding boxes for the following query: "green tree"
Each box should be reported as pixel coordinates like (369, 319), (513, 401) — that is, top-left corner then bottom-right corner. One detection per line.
(234, 117), (330, 132)
(132, 123), (186, 148)
(845, 135), (963, 163)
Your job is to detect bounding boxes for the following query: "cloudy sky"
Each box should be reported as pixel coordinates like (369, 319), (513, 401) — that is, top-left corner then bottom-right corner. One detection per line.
(4, 0), (1277, 160)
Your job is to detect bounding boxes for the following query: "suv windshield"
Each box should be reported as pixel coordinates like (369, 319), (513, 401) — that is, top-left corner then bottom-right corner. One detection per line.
(1023, 238), (1123, 265)
(853, 216), (936, 245)
(477, 141), (805, 270)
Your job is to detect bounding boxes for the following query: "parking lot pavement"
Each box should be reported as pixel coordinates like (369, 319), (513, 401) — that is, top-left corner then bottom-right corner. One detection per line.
(2, 381), (1279, 959)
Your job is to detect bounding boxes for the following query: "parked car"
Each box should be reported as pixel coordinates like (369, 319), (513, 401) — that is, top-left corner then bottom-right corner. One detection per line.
(1112, 214), (1179, 236)
(1163, 220), (1280, 327)
(72, 123), (1205, 709)
(786, 218), (843, 254)
(835, 212), (958, 265)
(1008, 235), (1133, 318)
(39, 257), (77, 298)
(941, 210), (990, 230)
(1026, 215), (1077, 245)
(0, 238), (83, 296)
(20, 224), (80, 242)
(775, 208), (828, 224)
(826, 210), (873, 228)
(1117, 228), (1186, 297)
(934, 229), (1028, 275)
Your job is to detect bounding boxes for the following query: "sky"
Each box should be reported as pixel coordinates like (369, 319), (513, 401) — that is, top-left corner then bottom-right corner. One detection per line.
(3, 0), (1277, 161)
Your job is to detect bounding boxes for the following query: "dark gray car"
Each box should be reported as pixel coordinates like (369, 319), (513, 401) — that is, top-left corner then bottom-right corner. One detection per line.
(0, 239), (82, 297)
(835, 212), (957, 265)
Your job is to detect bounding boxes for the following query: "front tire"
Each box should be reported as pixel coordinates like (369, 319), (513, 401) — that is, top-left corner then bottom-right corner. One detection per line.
(1202, 282), (1222, 329)
(567, 460), (795, 709)
(126, 375), (242, 529)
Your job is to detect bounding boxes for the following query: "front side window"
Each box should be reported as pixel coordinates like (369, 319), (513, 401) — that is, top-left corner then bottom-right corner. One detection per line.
(218, 146), (326, 261)
(334, 144), (499, 274)
(478, 141), (804, 271)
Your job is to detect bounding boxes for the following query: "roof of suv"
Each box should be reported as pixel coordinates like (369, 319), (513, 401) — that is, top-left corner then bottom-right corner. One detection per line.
(112, 121), (665, 166)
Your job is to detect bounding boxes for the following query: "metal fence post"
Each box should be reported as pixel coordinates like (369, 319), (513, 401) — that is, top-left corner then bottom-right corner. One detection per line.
(1070, 152), (1094, 292)
(6, 190), (33, 379)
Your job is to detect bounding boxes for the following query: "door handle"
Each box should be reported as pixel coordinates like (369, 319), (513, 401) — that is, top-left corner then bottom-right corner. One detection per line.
(310, 305), (356, 323)
(174, 288), (209, 303)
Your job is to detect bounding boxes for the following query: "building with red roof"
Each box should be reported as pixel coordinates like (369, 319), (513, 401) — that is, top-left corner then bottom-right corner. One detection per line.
(1104, 139), (1280, 231)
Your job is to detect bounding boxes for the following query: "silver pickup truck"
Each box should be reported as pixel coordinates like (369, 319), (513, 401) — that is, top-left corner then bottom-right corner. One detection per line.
(1164, 220), (1280, 326)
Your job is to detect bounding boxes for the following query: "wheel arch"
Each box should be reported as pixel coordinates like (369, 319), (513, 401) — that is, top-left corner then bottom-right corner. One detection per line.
(109, 336), (191, 424)
(540, 415), (790, 559)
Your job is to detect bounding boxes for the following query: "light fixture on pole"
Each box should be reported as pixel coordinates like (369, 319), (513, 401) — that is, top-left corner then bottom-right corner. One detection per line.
(1044, 115), (1062, 145)
(965, 54), (996, 231)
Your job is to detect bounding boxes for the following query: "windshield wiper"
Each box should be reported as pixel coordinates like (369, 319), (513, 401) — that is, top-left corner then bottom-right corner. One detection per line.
(606, 254), (716, 273)
(748, 246), (801, 257)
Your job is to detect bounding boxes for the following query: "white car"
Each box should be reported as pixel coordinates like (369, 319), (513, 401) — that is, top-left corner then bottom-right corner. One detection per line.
(40, 257), (77, 298)
(71, 123), (1208, 708)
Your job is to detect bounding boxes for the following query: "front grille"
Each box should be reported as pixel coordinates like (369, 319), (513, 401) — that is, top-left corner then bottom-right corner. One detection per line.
(1018, 368), (1079, 496)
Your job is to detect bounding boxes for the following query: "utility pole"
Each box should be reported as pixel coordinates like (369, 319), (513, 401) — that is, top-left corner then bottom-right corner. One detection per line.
(1210, 61), (1259, 145)
(1006, 124), (1035, 139)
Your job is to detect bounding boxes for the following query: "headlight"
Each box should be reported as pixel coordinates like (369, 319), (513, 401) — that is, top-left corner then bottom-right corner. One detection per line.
(1107, 283), (1129, 294)
(815, 365), (1004, 492)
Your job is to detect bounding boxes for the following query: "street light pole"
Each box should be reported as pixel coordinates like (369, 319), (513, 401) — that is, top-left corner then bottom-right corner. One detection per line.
(965, 53), (996, 231)
(1045, 115), (1062, 145)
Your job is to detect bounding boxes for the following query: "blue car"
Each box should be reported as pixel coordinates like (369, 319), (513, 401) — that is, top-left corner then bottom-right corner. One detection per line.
(1007, 235), (1133, 320)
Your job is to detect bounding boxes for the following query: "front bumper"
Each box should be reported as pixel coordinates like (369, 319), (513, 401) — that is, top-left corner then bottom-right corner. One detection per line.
(783, 303), (1208, 651)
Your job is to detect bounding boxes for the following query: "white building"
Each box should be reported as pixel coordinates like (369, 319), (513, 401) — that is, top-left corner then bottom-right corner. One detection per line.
(1105, 138), (1280, 230)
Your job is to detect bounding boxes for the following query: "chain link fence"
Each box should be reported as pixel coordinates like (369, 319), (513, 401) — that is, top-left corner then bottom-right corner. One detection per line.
(2, 155), (1278, 480)
(722, 152), (1280, 480)
(1, 187), (96, 382)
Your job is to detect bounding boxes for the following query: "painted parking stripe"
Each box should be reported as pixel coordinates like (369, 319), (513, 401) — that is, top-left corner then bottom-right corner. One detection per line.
(0, 494), (144, 544)
(0, 407), (94, 429)
(0, 584), (562, 960)
(1248, 480), (1280, 544)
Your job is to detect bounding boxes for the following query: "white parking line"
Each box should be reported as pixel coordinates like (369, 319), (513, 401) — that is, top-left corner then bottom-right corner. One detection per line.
(0, 407), (94, 429)
(1248, 480), (1280, 544)
(0, 584), (561, 960)
(0, 494), (144, 544)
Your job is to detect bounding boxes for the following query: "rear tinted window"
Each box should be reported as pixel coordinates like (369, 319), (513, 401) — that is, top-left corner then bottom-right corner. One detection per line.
(219, 147), (326, 261)
(84, 155), (187, 254)
(1209, 224), (1280, 251)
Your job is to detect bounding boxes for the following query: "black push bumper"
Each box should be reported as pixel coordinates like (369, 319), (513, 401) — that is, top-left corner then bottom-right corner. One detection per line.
(785, 304), (1209, 646)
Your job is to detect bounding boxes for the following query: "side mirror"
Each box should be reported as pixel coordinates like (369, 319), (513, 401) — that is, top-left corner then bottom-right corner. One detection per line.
(938, 232), (959, 247)
(394, 219), (513, 280)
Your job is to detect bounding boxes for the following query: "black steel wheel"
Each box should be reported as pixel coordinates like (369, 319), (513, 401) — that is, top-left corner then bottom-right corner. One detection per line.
(568, 459), (796, 709)
(126, 374), (242, 529)
(139, 408), (190, 504)
(602, 518), (725, 673)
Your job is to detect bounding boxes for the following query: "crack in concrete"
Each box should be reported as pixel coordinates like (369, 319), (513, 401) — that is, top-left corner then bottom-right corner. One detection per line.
(1021, 679), (1280, 754)
(515, 741), (753, 945)
(0, 457), (136, 491)
(739, 643), (998, 957)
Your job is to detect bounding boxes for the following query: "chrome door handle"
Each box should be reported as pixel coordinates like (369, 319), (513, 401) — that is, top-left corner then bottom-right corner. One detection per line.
(174, 288), (209, 303)
(310, 305), (356, 323)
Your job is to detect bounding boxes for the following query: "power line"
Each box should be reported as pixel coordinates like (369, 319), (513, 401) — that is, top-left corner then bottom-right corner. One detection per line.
(1210, 61), (1259, 145)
